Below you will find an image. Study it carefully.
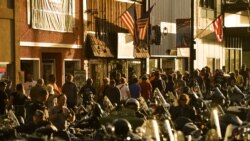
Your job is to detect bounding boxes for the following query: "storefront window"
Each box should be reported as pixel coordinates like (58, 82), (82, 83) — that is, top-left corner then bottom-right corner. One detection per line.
(64, 60), (81, 85)
(21, 59), (39, 81)
(225, 49), (242, 72)
(149, 59), (158, 72)
(162, 58), (175, 74)
(128, 61), (141, 83)
(176, 58), (187, 74)
(207, 58), (220, 73)
(64, 60), (81, 76)
(109, 60), (127, 80)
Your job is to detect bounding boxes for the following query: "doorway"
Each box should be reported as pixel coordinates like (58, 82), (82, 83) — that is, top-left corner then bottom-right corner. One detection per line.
(42, 59), (55, 84)
(42, 53), (62, 86)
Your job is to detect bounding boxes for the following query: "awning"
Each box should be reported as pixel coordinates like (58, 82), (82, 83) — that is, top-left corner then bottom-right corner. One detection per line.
(86, 34), (114, 58)
(134, 43), (150, 58)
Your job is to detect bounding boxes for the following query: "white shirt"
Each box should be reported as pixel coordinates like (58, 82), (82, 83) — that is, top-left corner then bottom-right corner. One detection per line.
(23, 80), (37, 97)
(116, 83), (130, 101)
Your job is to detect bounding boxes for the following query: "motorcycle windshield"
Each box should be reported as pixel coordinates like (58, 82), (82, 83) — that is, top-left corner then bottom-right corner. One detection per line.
(211, 109), (222, 139)
(141, 119), (161, 141)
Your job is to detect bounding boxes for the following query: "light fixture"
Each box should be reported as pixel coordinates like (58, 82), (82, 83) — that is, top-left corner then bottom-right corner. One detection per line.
(163, 27), (168, 36)
(115, 0), (142, 5)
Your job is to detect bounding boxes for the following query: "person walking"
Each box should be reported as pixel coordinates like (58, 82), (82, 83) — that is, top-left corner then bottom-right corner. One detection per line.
(79, 78), (96, 103)
(47, 74), (60, 95)
(104, 79), (121, 106)
(129, 77), (141, 99)
(23, 73), (37, 98)
(97, 77), (110, 106)
(30, 78), (45, 102)
(9, 83), (29, 119)
(116, 77), (130, 104)
(62, 74), (78, 109)
(139, 75), (152, 101)
(150, 71), (166, 95)
(46, 84), (57, 111)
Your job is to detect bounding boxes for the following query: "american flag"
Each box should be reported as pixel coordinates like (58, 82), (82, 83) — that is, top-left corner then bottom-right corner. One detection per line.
(136, 3), (155, 41)
(121, 4), (137, 36)
(213, 15), (223, 42)
(137, 18), (149, 40)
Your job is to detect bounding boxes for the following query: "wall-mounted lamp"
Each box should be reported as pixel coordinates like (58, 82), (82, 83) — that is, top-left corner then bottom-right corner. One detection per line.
(163, 27), (168, 36)
(115, 0), (142, 5)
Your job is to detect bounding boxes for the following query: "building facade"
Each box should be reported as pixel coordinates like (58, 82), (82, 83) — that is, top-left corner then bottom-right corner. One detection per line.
(18, 0), (84, 87)
(2, 0), (250, 87)
(148, 0), (250, 74)
(83, 0), (147, 88)
(0, 0), (16, 82)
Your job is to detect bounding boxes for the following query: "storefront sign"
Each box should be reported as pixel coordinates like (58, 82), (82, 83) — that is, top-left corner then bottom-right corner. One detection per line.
(117, 33), (135, 59)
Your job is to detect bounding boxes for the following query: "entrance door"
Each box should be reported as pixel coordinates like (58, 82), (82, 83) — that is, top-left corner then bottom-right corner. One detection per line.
(88, 60), (105, 89)
(42, 59), (55, 84)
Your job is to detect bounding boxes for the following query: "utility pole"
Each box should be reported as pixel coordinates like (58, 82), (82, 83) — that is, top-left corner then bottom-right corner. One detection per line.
(190, 0), (195, 76)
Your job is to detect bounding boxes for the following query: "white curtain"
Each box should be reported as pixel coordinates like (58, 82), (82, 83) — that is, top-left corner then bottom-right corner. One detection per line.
(31, 0), (75, 32)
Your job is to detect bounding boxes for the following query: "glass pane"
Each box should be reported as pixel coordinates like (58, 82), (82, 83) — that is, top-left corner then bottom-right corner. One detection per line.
(176, 59), (185, 73)
(65, 61), (81, 75)
(235, 49), (241, 70)
(230, 49), (235, 72)
(207, 58), (213, 72)
(162, 58), (175, 74)
(149, 59), (158, 72)
(215, 59), (220, 71)
(225, 49), (229, 71)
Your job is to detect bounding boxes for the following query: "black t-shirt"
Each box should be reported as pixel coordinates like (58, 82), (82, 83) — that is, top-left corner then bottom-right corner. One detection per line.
(151, 78), (166, 94)
(0, 91), (8, 115)
(10, 92), (28, 105)
(79, 84), (96, 96)
(104, 86), (121, 106)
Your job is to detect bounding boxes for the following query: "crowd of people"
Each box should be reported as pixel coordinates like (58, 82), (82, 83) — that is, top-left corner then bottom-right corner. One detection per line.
(0, 64), (250, 140)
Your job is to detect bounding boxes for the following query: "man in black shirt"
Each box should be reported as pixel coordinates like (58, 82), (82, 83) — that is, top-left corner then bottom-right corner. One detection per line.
(62, 74), (78, 109)
(104, 79), (121, 106)
(79, 78), (96, 103)
(151, 71), (166, 95)
(25, 88), (48, 123)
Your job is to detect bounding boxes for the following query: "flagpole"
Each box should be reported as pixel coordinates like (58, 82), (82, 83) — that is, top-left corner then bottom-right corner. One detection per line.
(194, 14), (222, 39)
(190, 0), (195, 76)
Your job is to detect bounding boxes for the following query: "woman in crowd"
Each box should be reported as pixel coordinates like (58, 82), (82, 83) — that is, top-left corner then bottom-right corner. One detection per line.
(9, 83), (29, 119)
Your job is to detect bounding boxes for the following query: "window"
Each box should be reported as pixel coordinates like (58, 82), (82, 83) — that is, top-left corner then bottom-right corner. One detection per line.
(199, 0), (215, 9)
(207, 58), (220, 73)
(21, 59), (40, 82)
(225, 49), (242, 72)
(30, 0), (75, 32)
